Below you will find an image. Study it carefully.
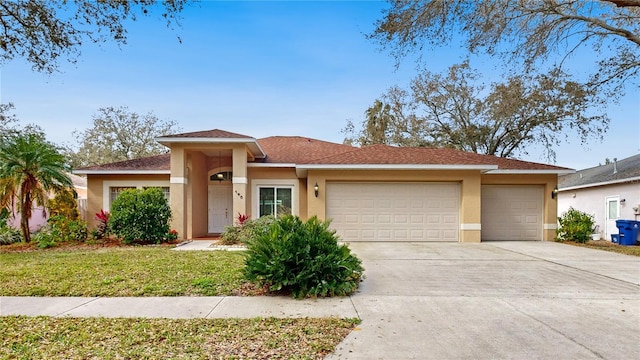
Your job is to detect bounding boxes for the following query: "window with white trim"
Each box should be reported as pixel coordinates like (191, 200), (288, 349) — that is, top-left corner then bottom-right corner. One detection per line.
(143, 186), (170, 202)
(103, 180), (170, 211)
(259, 186), (292, 217)
(110, 186), (135, 206)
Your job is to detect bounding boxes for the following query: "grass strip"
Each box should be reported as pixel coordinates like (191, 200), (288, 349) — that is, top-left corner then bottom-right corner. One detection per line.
(0, 248), (252, 296)
(563, 240), (640, 257)
(1, 316), (359, 359)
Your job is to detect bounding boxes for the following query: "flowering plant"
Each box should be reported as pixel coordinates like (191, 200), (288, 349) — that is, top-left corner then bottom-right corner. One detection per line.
(94, 209), (110, 239)
(237, 213), (249, 225)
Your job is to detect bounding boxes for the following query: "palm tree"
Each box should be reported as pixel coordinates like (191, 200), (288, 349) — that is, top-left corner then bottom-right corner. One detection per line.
(0, 133), (72, 243)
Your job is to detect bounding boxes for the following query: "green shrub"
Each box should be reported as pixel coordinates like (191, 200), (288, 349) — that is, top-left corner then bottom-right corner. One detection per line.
(244, 215), (364, 299)
(46, 188), (80, 220)
(221, 215), (276, 245)
(33, 215), (88, 248)
(0, 208), (10, 228)
(556, 207), (595, 243)
(0, 226), (23, 245)
(108, 188), (172, 245)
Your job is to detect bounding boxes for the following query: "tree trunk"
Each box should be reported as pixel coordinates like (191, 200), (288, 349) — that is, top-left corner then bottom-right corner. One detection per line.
(20, 215), (31, 243)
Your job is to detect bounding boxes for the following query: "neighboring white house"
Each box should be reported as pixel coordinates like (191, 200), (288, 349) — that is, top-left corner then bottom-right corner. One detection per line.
(558, 154), (640, 241)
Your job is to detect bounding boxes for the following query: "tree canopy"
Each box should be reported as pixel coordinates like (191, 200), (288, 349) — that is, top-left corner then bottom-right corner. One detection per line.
(371, 0), (640, 97)
(67, 106), (181, 168)
(0, 0), (187, 73)
(344, 62), (608, 161)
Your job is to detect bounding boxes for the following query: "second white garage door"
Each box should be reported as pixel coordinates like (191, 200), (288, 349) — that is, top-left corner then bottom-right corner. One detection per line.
(326, 182), (460, 242)
(481, 185), (543, 241)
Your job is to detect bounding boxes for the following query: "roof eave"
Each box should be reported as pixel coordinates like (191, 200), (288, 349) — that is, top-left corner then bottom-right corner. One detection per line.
(73, 170), (171, 175)
(296, 164), (499, 171)
(155, 137), (267, 159)
(559, 175), (640, 191)
(486, 169), (575, 175)
(247, 163), (297, 168)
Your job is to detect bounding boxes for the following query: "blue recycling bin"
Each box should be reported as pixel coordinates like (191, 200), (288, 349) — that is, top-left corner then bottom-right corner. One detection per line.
(615, 220), (640, 246)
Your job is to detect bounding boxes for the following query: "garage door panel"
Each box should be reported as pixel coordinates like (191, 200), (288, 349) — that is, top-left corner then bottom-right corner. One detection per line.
(482, 185), (543, 241)
(327, 182), (459, 242)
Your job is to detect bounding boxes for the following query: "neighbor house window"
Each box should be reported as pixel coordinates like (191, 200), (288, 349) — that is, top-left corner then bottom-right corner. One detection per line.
(259, 187), (292, 217)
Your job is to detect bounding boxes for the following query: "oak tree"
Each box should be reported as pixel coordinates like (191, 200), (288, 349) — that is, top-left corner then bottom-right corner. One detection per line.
(0, 0), (187, 73)
(371, 0), (640, 97)
(345, 62), (608, 161)
(67, 106), (180, 168)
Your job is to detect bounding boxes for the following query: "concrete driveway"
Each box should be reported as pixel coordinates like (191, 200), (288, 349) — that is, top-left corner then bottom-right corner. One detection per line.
(328, 241), (640, 360)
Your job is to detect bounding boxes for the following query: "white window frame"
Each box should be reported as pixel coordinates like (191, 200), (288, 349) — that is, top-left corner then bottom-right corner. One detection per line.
(103, 180), (170, 210)
(251, 179), (298, 218)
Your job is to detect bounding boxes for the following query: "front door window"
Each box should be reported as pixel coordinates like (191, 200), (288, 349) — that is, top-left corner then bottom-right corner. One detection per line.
(259, 187), (292, 217)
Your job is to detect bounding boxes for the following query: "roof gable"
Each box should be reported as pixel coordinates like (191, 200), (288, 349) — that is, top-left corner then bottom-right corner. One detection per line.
(161, 129), (254, 139)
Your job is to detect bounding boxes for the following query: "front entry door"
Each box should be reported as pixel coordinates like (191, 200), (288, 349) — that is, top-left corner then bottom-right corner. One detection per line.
(605, 196), (620, 241)
(208, 184), (233, 233)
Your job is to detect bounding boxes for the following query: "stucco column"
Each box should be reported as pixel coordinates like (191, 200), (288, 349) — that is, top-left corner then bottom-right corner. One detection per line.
(460, 175), (481, 243)
(232, 146), (247, 220)
(544, 179), (559, 241)
(170, 146), (188, 239)
(307, 173), (325, 220)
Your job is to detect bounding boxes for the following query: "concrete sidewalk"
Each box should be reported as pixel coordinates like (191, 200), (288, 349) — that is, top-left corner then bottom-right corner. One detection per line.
(0, 295), (358, 319)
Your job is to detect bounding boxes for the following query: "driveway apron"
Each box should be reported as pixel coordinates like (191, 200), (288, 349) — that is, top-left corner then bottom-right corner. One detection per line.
(328, 241), (640, 360)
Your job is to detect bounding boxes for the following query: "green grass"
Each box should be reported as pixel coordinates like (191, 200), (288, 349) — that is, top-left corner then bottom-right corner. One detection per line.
(564, 240), (640, 257)
(0, 248), (252, 296)
(1, 316), (359, 359)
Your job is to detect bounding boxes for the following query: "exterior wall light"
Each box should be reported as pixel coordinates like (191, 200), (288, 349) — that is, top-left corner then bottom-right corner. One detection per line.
(551, 186), (559, 199)
(314, 182), (319, 198)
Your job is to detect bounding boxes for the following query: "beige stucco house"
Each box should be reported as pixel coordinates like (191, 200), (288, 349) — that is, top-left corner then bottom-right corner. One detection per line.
(74, 129), (573, 243)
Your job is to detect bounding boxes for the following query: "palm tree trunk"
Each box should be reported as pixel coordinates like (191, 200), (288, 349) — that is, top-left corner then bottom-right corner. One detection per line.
(20, 215), (31, 243)
(21, 188), (32, 243)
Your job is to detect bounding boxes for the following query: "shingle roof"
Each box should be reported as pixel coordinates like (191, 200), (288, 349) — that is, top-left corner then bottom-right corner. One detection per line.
(304, 144), (570, 170)
(67, 173), (87, 188)
(559, 154), (640, 189)
(160, 129), (253, 139)
(75, 134), (570, 172)
(77, 153), (171, 172)
(255, 136), (355, 164)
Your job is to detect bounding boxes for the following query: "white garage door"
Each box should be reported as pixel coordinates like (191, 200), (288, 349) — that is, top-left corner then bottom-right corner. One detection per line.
(326, 182), (460, 242)
(481, 185), (543, 241)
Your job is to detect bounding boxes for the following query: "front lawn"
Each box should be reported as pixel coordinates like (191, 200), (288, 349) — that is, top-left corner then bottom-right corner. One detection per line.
(1, 316), (359, 359)
(0, 247), (259, 296)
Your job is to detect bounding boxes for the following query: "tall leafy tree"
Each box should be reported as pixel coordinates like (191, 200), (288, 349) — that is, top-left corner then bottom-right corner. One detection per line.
(344, 99), (395, 146)
(345, 62), (608, 161)
(371, 0), (639, 98)
(0, 0), (187, 73)
(0, 132), (72, 243)
(66, 106), (181, 168)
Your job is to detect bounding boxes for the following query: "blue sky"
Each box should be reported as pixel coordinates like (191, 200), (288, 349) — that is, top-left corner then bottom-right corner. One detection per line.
(1, 0), (638, 170)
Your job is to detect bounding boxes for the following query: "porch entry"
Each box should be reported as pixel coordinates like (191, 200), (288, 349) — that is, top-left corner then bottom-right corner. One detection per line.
(208, 184), (233, 233)
(605, 196), (620, 241)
